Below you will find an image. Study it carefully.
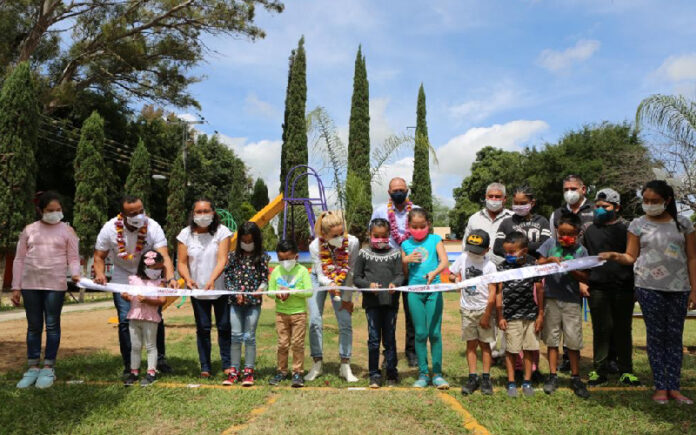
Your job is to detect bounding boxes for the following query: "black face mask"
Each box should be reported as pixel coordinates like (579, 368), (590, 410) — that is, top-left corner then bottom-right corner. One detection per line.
(390, 190), (408, 205)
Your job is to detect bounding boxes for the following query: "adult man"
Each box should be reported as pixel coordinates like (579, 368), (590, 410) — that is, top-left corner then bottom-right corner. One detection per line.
(549, 175), (594, 238)
(371, 177), (418, 367)
(93, 195), (177, 379)
(462, 183), (513, 265)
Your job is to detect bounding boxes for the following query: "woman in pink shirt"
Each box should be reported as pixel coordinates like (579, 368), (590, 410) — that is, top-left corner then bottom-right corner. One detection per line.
(11, 191), (80, 389)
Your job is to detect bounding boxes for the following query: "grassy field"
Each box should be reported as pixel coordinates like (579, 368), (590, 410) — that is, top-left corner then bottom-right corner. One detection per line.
(1, 292), (695, 434)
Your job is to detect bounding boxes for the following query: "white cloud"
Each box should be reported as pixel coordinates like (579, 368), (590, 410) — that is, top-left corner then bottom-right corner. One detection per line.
(244, 93), (280, 119)
(537, 39), (600, 72)
(215, 133), (283, 195)
(656, 53), (696, 82)
(448, 83), (531, 124)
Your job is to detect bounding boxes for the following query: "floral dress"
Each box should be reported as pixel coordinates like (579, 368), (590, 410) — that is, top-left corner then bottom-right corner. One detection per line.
(224, 253), (270, 306)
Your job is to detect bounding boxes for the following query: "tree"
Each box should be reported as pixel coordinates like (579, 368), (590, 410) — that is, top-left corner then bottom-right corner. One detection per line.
(124, 139), (152, 207)
(165, 153), (188, 250)
(432, 196), (451, 228)
(73, 111), (108, 257)
(0, 62), (39, 252)
(346, 45), (372, 241)
(251, 178), (270, 211)
(410, 84), (433, 215)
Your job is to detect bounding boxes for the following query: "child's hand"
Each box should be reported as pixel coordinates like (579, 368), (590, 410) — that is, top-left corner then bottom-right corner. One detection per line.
(405, 252), (422, 263)
(453, 274), (462, 283)
(426, 271), (437, 284)
(388, 283), (396, 294)
(546, 257), (563, 265)
(534, 315), (544, 333)
(278, 292), (290, 301)
(598, 252), (618, 262)
(136, 295), (145, 302)
(479, 314), (491, 329)
(122, 292), (131, 301)
(236, 294), (244, 305)
(369, 282), (380, 292)
(580, 286), (590, 298)
(498, 318), (507, 331)
(185, 279), (198, 289)
(329, 282), (340, 298)
(204, 281), (215, 290)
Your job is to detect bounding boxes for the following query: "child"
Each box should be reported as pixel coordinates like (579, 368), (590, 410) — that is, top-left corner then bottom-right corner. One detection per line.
(122, 250), (167, 387)
(401, 208), (450, 389)
(353, 218), (405, 388)
(449, 229), (497, 395)
(496, 232), (544, 397)
(268, 239), (313, 388)
(224, 222), (270, 387)
(537, 212), (590, 398)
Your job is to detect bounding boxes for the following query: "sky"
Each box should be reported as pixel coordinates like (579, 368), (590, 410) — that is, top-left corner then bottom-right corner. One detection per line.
(178, 0), (696, 208)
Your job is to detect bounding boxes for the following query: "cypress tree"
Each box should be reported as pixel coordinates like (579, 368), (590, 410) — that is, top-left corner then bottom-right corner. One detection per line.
(251, 177), (270, 211)
(410, 84), (433, 215)
(124, 138), (152, 207)
(73, 111), (108, 257)
(346, 45), (372, 241)
(165, 153), (187, 250)
(0, 62), (39, 251)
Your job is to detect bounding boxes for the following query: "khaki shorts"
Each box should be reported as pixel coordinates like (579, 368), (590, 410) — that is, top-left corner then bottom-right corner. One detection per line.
(542, 298), (583, 350)
(504, 319), (539, 353)
(460, 308), (496, 344)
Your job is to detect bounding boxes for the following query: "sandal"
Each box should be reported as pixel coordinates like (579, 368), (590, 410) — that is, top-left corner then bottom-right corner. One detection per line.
(652, 391), (669, 405)
(669, 391), (694, 405)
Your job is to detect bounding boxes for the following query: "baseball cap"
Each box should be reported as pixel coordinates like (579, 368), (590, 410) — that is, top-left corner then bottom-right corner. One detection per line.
(595, 188), (620, 205)
(465, 229), (490, 255)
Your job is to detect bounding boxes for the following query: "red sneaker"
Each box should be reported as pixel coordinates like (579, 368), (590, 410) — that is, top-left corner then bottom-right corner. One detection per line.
(241, 368), (255, 387)
(222, 368), (238, 386)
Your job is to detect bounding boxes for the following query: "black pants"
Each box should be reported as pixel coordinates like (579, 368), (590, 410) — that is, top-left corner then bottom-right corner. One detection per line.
(402, 292), (416, 359)
(588, 287), (635, 375)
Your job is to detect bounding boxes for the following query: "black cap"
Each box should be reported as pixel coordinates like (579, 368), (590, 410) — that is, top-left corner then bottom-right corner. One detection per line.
(465, 229), (490, 255)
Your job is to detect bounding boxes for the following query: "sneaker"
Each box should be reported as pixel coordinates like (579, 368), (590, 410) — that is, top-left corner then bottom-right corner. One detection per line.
(16, 368), (40, 389)
(269, 372), (286, 386)
(157, 359), (173, 374)
(543, 375), (558, 395)
(304, 360), (323, 381)
(241, 368), (255, 387)
(413, 374), (429, 388)
(140, 373), (157, 387)
(291, 373), (304, 388)
(607, 360), (620, 375)
(35, 368), (55, 389)
(124, 372), (138, 387)
(619, 373), (641, 387)
(480, 377), (493, 395)
(200, 371), (212, 380)
(369, 376), (382, 389)
(385, 378), (399, 387)
(339, 363), (359, 383)
(588, 371), (608, 387)
(223, 368), (238, 386)
(507, 383), (518, 398)
(571, 377), (590, 399)
(432, 375), (449, 390)
(522, 383), (534, 397)
(461, 376), (480, 395)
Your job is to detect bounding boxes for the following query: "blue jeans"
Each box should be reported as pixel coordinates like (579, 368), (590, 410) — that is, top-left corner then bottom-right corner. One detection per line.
(229, 304), (261, 369)
(191, 297), (232, 372)
(113, 293), (167, 371)
(365, 306), (398, 379)
(22, 290), (65, 366)
(307, 274), (352, 359)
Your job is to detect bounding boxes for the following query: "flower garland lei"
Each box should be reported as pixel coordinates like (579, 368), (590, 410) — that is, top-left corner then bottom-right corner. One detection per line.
(319, 236), (350, 285)
(387, 199), (412, 245)
(115, 213), (147, 261)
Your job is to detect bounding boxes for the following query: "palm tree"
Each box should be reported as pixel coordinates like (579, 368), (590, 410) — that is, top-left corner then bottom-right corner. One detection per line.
(636, 94), (696, 147)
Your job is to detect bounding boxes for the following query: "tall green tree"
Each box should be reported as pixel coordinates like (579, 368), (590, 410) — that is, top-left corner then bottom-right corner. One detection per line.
(73, 111), (108, 256)
(346, 45), (372, 241)
(251, 178), (270, 211)
(165, 153), (187, 250)
(410, 84), (433, 215)
(279, 47), (296, 194)
(124, 138), (152, 207)
(0, 62), (39, 251)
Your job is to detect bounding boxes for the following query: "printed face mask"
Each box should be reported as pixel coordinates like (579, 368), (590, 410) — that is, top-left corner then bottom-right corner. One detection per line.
(144, 268), (162, 280)
(126, 213), (147, 229)
(485, 199), (503, 212)
(642, 202), (666, 217)
(370, 237), (390, 250)
(193, 213), (214, 228)
(42, 211), (63, 224)
(558, 235), (577, 247)
(593, 207), (615, 225)
(280, 259), (296, 271)
(512, 204), (532, 217)
(240, 241), (254, 252)
(563, 190), (581, 205)
(410, 227), (429, 241)
(389, 190), (408, 205)
(328, 236), (344, 248)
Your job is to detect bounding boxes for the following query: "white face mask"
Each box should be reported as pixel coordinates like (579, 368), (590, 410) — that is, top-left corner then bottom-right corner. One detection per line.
(280, 259), (296, 271)
(642, 202), (666, 217)
(42, 211), (63, 224)
(193, 213), (214, 228)
(512, 204), (532, 217)
(240, 241), (255, 252)
(564, 190), (581, 206)
(328, 236), (344, 248)
(144, 268), (162, 280)
(485, 199), (503, 212)
(126, 213), (147, 229)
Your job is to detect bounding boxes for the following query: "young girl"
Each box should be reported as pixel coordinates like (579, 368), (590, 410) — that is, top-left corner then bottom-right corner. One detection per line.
(493, 185), (551, 258)
(401, 208), (450, 389)
(224, 222), (269, 387)
(353, 218), (405, 388)
(123, 250), (167, 387)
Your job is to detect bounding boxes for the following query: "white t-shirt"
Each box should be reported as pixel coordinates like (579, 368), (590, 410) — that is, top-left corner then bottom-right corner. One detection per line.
(177, 224), (233, 300)
(450, 252), (497, 311)
(95, 217), (168, 284)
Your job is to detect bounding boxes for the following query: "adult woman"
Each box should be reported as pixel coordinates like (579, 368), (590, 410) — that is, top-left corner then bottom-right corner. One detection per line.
(177, 198), (233, 381)
(305, 210), (360, 382)
(12, 191), (80, 389)
(493, 185), (551, 259)
(601, 180), (696, 404)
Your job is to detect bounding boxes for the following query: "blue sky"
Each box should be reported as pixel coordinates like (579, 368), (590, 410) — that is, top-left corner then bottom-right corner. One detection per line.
(178, 0), (696, 207)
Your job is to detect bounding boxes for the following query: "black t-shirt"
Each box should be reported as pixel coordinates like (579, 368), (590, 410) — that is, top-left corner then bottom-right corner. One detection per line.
(582, 221), (634, 290)
(497, 255), (540, 321)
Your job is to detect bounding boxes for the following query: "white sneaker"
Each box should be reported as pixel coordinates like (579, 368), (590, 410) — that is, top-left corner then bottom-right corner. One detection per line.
(340, 363), (358, 383)
(304, 360), (323, 381)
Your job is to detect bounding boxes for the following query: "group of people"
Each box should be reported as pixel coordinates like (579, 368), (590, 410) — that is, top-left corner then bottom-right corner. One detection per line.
(10, 175), (696, 404)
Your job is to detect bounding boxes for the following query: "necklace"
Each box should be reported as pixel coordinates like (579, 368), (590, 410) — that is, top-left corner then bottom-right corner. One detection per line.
(319, 236), (350, 284)
(115, 213), (147, 261)
(387, 199), (412, 245)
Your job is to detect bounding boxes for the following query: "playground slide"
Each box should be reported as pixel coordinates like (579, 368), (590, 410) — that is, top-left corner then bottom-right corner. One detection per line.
(230, 193), (284, 250)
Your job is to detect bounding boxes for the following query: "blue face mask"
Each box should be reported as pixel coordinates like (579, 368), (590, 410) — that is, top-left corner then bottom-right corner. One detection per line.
(593, 207), (615, 225)
(389, 190), (408, 205)
(505, 254), (519, 264)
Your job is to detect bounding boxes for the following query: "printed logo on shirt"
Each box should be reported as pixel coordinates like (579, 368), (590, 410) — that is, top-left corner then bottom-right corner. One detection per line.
(649, 265), (670, 281)
(276, 275), (298, 289)
(464, 266), (483, 296)
(664, 242), (682, 260)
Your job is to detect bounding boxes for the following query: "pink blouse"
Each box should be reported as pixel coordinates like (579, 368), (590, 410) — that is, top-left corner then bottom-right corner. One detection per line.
(126, 276), (163, 323)
(12, 221), (80, 291)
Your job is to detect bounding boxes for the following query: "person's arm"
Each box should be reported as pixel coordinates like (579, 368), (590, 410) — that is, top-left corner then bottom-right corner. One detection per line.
(93, 250), (109, 285)
(426, 240), (449, 284)
(391, 254), (406, 287)
(685, 231), (696, 309)
(534, 281), (544, 332)
(479, 283), (497, 329)
(176, 242), (197, 289)
(352, 253), (370, 289)
(496, 283), (506, 330)
(599, 233), (640, 265)
(257, 255), (269, 291)
(66, 226), (81, 282)
(154, 245), (176, 288)
(310, 241), (332, 286)
(204, 236), (230, 290)
(10, 228), (28, 306)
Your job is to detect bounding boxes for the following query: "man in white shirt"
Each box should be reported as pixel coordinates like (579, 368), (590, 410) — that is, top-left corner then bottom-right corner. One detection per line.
(462, 182), (513, 265)
(93, 195), (177, 379)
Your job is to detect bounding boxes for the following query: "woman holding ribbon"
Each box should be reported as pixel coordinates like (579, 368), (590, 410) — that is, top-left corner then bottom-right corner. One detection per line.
(176, 198), (233, 380)
(305, 210), (361, 382)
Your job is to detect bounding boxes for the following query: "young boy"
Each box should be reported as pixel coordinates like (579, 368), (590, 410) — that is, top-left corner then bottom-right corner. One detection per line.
(496, 231), (544, 397)
(449, 229), (497, 395)
(268, 239), (313, 388)
(582, 188), (640, 387)
(537, 212), (590, 398)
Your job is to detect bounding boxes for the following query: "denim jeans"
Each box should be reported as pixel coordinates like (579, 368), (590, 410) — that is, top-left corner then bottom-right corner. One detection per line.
(229, 304), (261, 369)
(365, 306), (398, 379)
(22, 290), (65, 366)
(308, 274), (352, 359)
(191, 297), (232, 372)
(113, 293), (167, 371)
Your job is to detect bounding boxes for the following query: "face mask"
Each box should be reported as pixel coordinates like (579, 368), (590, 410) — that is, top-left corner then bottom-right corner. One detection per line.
(642, 203), (666, 217)
(42, 211), (63, 224)
(505, 254), (520, 264)
(280, 259), (296, 271)
(512, 204), (532, 217)
(328, 236), (344, 248)
(389, 191), (408, 205)
(485, 199), (503, 212)
(410, 227), (429, 241)
(563, 190), (581, 205)
(193, 213), (214, 228)
(144, 268), (162, 280)
(558, 235), (577, 247)
(370, 237), (390, 250)
(240, 241), (254, 252)
(593, 207), (615, 225)
(126, 213), (146, 229)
